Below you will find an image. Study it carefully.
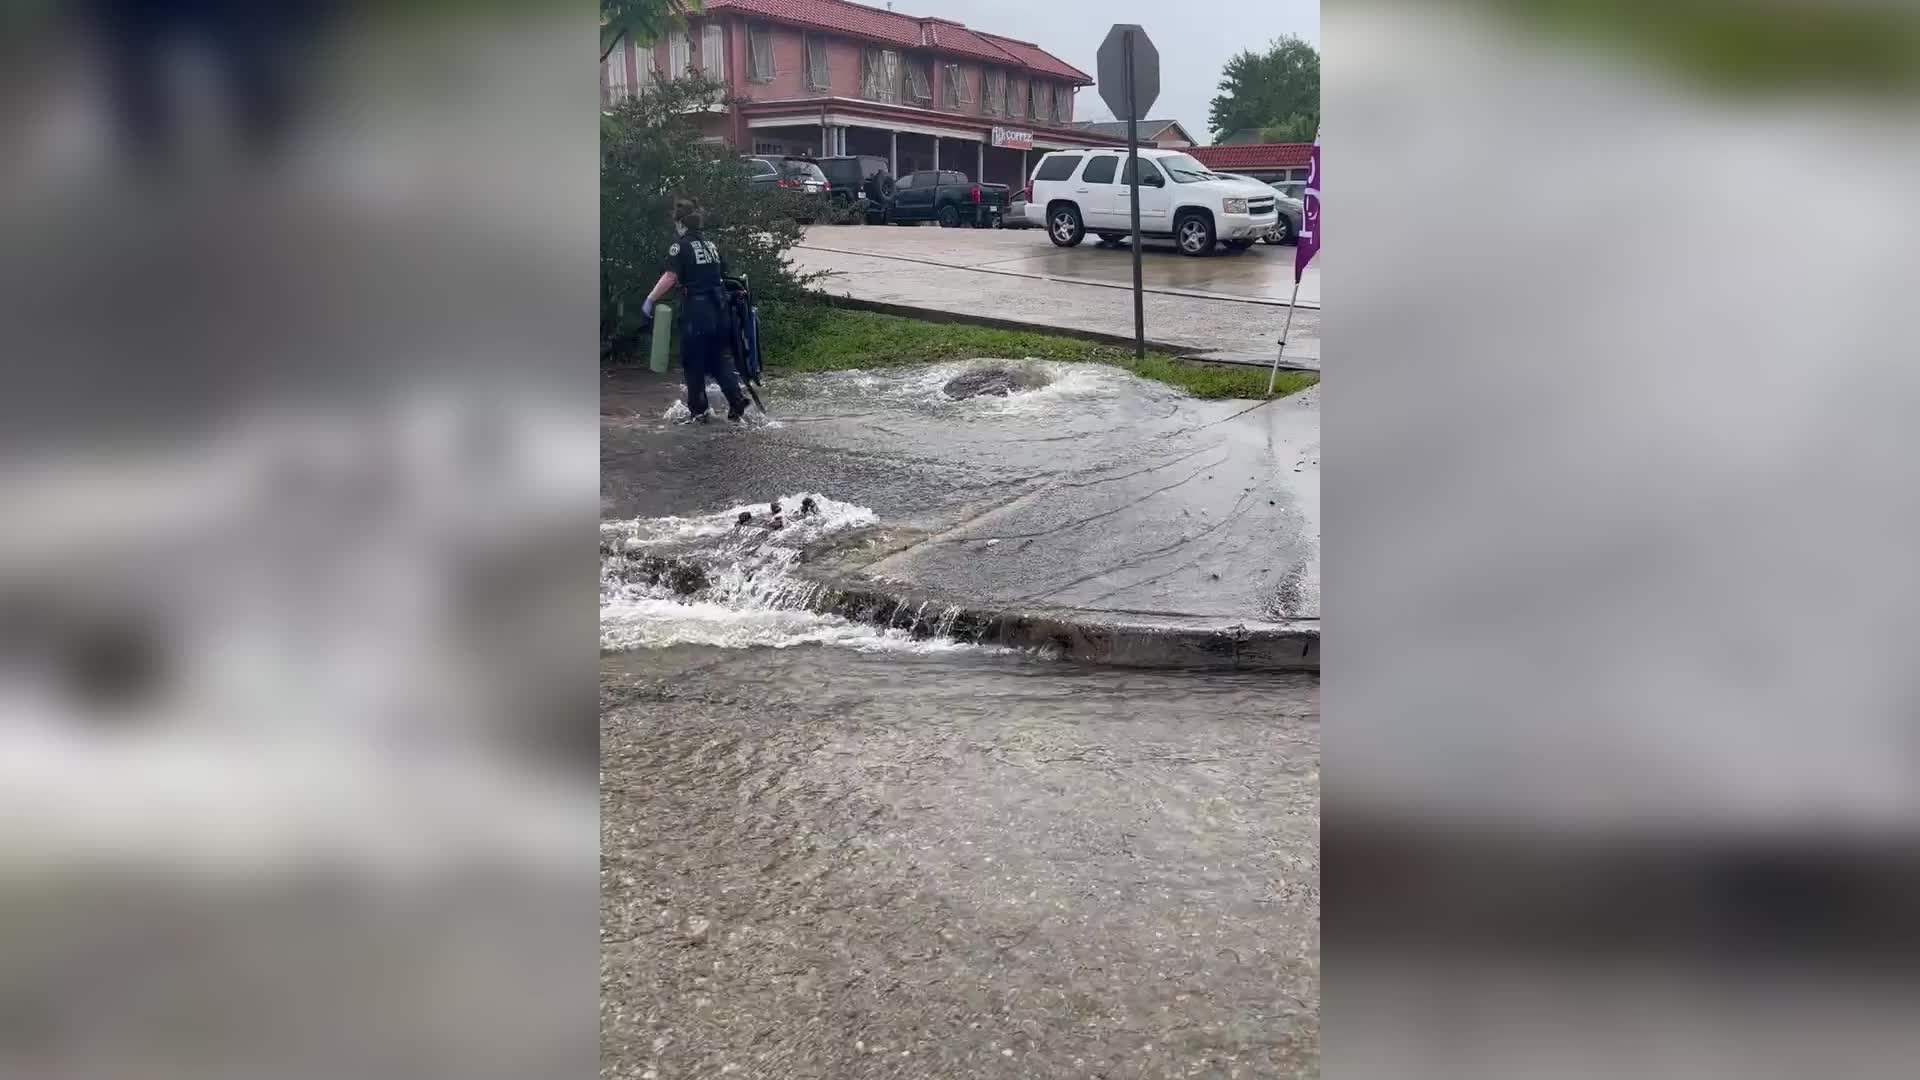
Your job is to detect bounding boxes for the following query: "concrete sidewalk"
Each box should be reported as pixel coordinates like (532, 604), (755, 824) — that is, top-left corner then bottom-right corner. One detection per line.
(793, 226), (1321, 369)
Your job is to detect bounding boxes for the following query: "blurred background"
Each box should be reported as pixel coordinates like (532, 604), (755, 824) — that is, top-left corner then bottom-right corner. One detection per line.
(1327, 0), (1920, 1076)
(0, 3), (598, 1077)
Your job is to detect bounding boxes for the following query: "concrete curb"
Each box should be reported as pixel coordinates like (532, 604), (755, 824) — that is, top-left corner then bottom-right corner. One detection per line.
(811, 294), (1322, 374)
(794, 567), (1320, 671)
(604, 542), (1319, 671)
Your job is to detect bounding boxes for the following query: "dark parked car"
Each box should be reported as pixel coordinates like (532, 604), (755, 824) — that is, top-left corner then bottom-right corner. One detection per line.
(815, 154), (893, 221)
(739, 155), (832, 221)
(885, 170), (1009, 228)
(739, 155), (780, 190)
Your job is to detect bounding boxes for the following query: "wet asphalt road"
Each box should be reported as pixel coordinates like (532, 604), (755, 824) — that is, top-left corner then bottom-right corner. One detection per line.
(601, 646), (1320, 1079)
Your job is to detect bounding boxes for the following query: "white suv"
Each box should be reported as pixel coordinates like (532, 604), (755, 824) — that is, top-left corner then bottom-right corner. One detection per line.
(1022, 148), (1280, 256)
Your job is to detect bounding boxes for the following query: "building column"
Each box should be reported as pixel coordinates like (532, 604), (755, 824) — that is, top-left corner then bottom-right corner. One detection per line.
(1020, 149), (1029, 182)
(820, 118), (829, 156)
(932, 138), (940, 171)
(976, 140), (984, 182)
(890, 131), (898, 175)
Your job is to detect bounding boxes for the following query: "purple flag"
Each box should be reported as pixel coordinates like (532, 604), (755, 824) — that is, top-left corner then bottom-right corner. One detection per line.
(1295, 140), (1319, 283)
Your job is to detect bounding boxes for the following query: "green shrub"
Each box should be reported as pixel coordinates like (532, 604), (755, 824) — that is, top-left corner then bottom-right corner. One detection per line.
(600, 76), (821, 361)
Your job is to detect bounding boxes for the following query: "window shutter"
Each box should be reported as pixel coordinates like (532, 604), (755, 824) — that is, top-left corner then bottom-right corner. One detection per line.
(669, 32), (690, 80)
(701, 24), (724, 80)
(806, 35), (829, 90)
(748, 24), (775, 82)
(605, 35), (629, 103)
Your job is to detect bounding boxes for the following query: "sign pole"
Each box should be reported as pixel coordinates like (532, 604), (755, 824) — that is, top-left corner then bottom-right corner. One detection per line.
(1124, 31), (1145, 359)
(1268, 281), (1300, 396)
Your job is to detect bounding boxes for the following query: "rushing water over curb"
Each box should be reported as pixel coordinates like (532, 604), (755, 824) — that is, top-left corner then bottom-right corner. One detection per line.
(599, 494), (980, 654)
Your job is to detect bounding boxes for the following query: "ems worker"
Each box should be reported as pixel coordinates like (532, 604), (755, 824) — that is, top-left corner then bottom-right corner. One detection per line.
(642, 199), (751, 422)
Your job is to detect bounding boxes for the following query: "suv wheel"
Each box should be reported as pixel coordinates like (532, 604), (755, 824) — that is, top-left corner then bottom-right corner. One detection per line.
(1176, 212), (1216, 257)
(1048, 205), (1085, 247)
(938, 205), (960, 228)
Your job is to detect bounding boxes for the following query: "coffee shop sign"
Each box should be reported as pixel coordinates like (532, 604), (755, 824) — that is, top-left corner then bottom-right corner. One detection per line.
(990, 126), (1033, 151)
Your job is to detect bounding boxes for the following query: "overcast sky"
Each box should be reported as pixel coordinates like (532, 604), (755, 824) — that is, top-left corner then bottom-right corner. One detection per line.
(902, 0), (1319, 144)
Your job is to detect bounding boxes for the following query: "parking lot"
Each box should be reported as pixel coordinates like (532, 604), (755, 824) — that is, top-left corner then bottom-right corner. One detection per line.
(792, 224), (1320, 367)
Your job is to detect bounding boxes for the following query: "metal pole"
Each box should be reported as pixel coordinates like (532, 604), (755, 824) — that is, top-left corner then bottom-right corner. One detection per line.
(1124, 31), (1145, 359)
(1268, 279), (1302, 396)
(890, 130), (898, 175)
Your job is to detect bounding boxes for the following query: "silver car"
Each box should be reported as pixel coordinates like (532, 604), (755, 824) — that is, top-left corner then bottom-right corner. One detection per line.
(1262, 181), (1305, 245)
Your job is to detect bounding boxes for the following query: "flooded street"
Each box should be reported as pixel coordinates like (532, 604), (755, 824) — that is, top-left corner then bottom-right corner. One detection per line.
(602, 360), (1319, 1076)
(602, 646), (1318, 1078)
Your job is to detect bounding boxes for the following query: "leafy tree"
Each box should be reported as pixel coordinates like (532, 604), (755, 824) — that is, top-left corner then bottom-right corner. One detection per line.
(601, 75), (818, 360)
(1208, 36), (1319, 142)
(602, 0), (700, 58)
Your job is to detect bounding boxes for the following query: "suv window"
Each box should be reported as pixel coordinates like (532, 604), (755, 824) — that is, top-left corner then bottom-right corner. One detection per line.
(741, 158), (777, 176)
(895, 173), (916, 190)
(910, 171), (941, 187)
(818, 159), (862, 184)
(1033, 153), (1081, 182)
(942, 171), (968, 185)
(1120, 157), (1164, 186)
(1080, 155), (1119, 184)
(781, 161), (827, 181)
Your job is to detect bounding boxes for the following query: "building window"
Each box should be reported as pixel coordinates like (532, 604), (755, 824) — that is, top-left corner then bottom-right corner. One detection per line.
(1055, 85), (1072, 123)
(669, 31), (690, 80)
(747, 23), (774, 81)
(699, 24), (724, 79)
(861, 47), (900, 102)
(605, 35), (630, 103)
(1029, 80), (1045, 121)
(906, 56), (932, 104)
(754, 140), (785, 155)
(981, 69), (1004, 115)
(1007, 77), (1025, 121)
(942, 63), (968, 109)
(805, 34), (829, 90)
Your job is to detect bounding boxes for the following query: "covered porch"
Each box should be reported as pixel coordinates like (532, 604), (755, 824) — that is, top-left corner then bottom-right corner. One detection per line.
(740, 103), (1124, 189)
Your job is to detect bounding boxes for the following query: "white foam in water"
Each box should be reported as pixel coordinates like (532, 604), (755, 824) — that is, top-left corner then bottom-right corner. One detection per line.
(784, 359), (1172, 418)
(600, 494), (989, 654)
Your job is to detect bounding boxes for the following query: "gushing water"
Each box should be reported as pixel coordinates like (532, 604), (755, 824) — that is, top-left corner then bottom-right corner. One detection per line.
(600, 494), (979, 654)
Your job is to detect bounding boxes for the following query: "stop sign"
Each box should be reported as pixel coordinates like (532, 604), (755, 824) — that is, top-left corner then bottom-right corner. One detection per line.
(1096, 24), (1159, 122)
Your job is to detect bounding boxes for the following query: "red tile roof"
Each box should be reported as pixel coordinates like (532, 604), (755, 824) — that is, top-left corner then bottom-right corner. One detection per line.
(1187, 143), (1314, 171)
(970, 30), (1092, 84)
(705, 0), (1093, 84)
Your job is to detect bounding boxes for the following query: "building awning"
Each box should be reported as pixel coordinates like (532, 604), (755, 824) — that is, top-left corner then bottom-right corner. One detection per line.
(739, 97), (1126, 148)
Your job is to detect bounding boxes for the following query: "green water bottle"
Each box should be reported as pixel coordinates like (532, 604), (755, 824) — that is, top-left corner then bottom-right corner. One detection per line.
(648, 303), (673, 373)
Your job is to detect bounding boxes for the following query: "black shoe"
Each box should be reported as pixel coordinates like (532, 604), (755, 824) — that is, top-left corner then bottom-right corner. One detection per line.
(727, 400), (750, 422)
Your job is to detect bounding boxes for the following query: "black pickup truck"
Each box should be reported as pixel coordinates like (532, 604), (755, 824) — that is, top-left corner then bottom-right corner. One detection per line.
(884, 170), (1010, 228)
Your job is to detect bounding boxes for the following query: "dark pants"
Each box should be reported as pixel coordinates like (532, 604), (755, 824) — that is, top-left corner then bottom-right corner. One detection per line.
(679, 319), (744, 417)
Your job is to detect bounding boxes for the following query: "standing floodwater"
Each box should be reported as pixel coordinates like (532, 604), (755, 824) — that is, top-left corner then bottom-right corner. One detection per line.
(601, 359), (1319, 1077)
(602, 645), (1319, 1077)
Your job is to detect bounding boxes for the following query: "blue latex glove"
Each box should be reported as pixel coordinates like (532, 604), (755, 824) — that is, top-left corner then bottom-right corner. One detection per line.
(641, 297), (656, 320)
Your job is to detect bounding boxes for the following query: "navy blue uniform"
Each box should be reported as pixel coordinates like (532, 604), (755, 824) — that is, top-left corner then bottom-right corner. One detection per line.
(666, 230), (748, 418)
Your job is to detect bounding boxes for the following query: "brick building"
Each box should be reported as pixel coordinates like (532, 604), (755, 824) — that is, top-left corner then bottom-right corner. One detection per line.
(601, 0), (1125, 187)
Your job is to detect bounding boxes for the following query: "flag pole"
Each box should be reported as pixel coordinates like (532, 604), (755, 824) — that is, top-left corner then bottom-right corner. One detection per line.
(1268, 279), (1301, 396)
